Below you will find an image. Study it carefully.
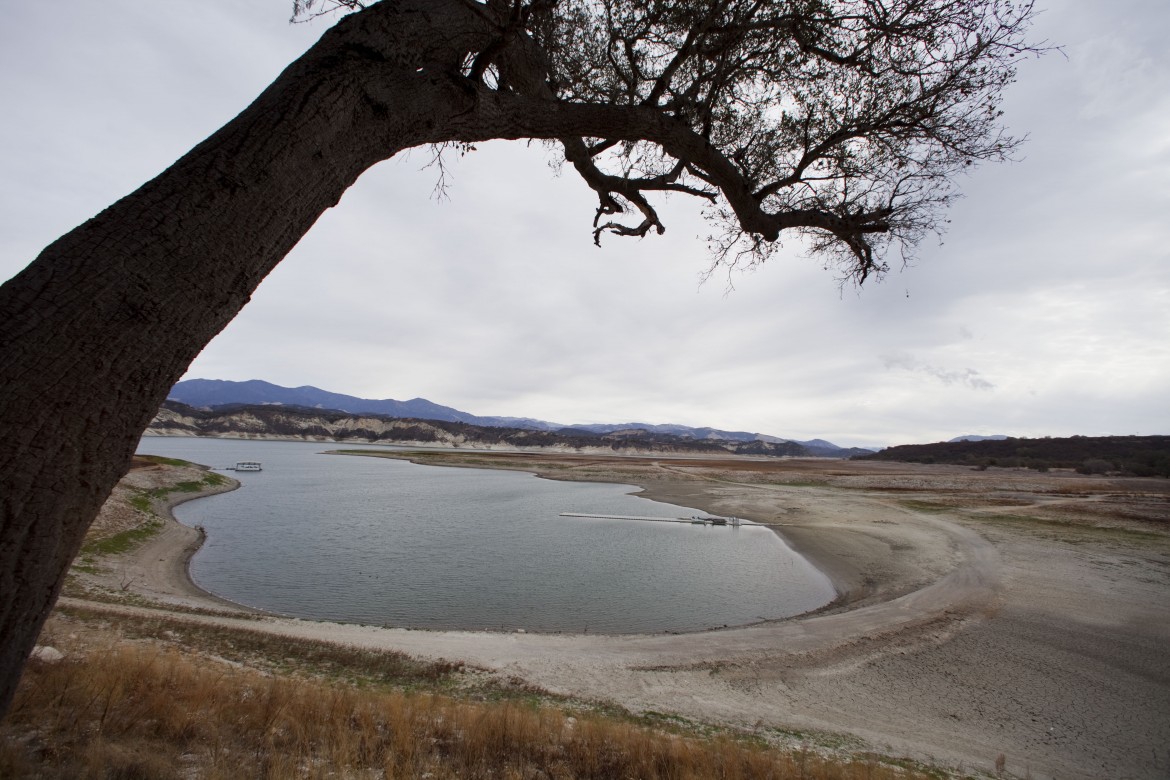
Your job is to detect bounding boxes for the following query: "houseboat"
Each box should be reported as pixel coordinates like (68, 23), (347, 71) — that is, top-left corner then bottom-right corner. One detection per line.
(234, 461), (262, 472)
(690, 515), (742, 526)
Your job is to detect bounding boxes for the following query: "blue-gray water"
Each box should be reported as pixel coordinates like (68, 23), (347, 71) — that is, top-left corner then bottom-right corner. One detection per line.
(137, 437), (835, 633)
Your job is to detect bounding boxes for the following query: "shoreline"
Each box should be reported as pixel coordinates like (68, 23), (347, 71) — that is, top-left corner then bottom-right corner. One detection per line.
(160, 482), (268, 614)
(136, 458), (866, 630)
(77, 455), (998, 643)
(631, 479), (872, 613)
(79, 464), (265, 615)
(327, 448), (908, 616)
(130, 450), (992, 642)
(68, 447), (1170, 779)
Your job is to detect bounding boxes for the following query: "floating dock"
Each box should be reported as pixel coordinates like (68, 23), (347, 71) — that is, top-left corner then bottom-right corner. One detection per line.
(559, 512), (742, 526)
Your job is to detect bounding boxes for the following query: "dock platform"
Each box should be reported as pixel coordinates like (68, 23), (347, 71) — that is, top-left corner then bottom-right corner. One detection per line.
(559, 512), (742, 526)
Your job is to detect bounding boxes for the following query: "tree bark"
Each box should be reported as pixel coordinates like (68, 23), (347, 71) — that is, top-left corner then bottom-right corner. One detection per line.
(0, 0), (766, 713)
(0, 0), (514, 714)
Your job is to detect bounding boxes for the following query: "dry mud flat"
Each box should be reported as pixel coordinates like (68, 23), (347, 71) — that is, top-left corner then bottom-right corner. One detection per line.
(70, 454), (1170, 780)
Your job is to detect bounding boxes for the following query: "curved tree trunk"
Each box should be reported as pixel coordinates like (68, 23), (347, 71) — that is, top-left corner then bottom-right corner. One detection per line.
(0, 0), (1016, 719)
(0, 0), (702, 712)
(0, 0), (506, 714)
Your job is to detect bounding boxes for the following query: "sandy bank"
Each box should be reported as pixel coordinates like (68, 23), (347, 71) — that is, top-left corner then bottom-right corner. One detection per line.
(75, 461), (257, 613)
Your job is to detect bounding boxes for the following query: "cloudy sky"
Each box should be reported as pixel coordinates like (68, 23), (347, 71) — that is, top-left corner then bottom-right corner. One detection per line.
(2, 1), (1167, 448)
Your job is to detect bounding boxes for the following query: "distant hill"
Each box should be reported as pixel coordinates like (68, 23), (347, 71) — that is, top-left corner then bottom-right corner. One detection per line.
(169, 379), (499, 426)
(949, 434), (1010, 443)
(167, 379), (872, 457)
(149, 401), (870, 458)
(859, 435), (1170, 477)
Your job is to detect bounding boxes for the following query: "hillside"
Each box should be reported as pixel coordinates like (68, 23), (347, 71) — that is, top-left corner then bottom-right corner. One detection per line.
(167, 378), (868, 456)
(859, 435), (1170, 477)
(148, 401), (873, 458)
(167, 378), (525, 427)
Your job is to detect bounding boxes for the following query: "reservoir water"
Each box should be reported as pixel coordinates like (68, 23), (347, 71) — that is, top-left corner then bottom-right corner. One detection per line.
(137, 437), (835, 634)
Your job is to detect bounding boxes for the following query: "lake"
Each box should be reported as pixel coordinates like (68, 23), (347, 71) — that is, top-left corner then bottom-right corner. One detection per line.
(137, 437), (835, 633)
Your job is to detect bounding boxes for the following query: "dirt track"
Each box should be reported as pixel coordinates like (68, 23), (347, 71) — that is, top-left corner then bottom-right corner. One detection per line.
(67, 454), (1170, 779)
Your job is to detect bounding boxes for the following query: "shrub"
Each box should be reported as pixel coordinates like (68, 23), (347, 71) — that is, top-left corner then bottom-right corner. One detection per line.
(1077, 459), (1113, 475)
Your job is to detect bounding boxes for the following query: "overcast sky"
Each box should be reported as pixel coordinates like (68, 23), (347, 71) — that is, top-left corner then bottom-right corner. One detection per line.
(2, 1), (1167, 448)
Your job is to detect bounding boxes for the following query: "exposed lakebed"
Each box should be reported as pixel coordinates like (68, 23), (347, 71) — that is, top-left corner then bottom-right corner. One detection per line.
(137, 437), (834, 633)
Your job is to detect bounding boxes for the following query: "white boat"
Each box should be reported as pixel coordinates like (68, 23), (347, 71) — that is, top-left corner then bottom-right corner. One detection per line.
(234, 461), (262, 472)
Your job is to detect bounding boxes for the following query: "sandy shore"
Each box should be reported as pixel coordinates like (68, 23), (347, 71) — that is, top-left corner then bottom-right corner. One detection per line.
(65, 454), (1170, 779)
(75, 460), (258, 613)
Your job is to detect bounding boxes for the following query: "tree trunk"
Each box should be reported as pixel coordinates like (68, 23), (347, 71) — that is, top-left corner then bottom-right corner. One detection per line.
(0, 0), (707, 712)
(0, 0), (507, 714)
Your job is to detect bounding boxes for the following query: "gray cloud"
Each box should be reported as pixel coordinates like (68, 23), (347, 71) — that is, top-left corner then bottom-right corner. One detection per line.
(2, 0), (1168, 449)
(881, 352), (995, 391)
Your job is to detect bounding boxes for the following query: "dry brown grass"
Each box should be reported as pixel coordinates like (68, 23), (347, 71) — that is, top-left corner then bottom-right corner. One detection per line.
(2, 642), (946, 780)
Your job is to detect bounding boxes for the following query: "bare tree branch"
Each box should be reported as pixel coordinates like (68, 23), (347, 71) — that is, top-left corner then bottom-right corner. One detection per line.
(304, 0), (1041, 284)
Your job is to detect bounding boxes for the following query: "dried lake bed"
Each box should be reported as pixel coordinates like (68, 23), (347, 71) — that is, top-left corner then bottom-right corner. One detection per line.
(70, 445), (1170, 779)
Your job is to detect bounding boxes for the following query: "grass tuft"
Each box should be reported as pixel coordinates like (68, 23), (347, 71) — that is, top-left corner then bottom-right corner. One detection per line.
(137, 455), (193, 468)
(80, 521), (164, 557)
(3, 641), (947, 780)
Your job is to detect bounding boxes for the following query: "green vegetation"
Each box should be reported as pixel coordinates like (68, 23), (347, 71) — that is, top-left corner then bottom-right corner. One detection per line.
(138, 454), (193, 468)
(201, 471), (227, 486)
(77, 465), (231, 568)
(136, 475), (223, 506)
(962, 512), (1169, 546)
(861, 435), (1170, 477)
(137, 473), (227, 511)
(79, 520), (164, 557)
(128, 493), (153, 512)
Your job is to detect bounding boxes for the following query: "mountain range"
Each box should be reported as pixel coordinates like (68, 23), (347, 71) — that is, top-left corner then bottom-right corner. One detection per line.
(167, 378), (873, 457)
